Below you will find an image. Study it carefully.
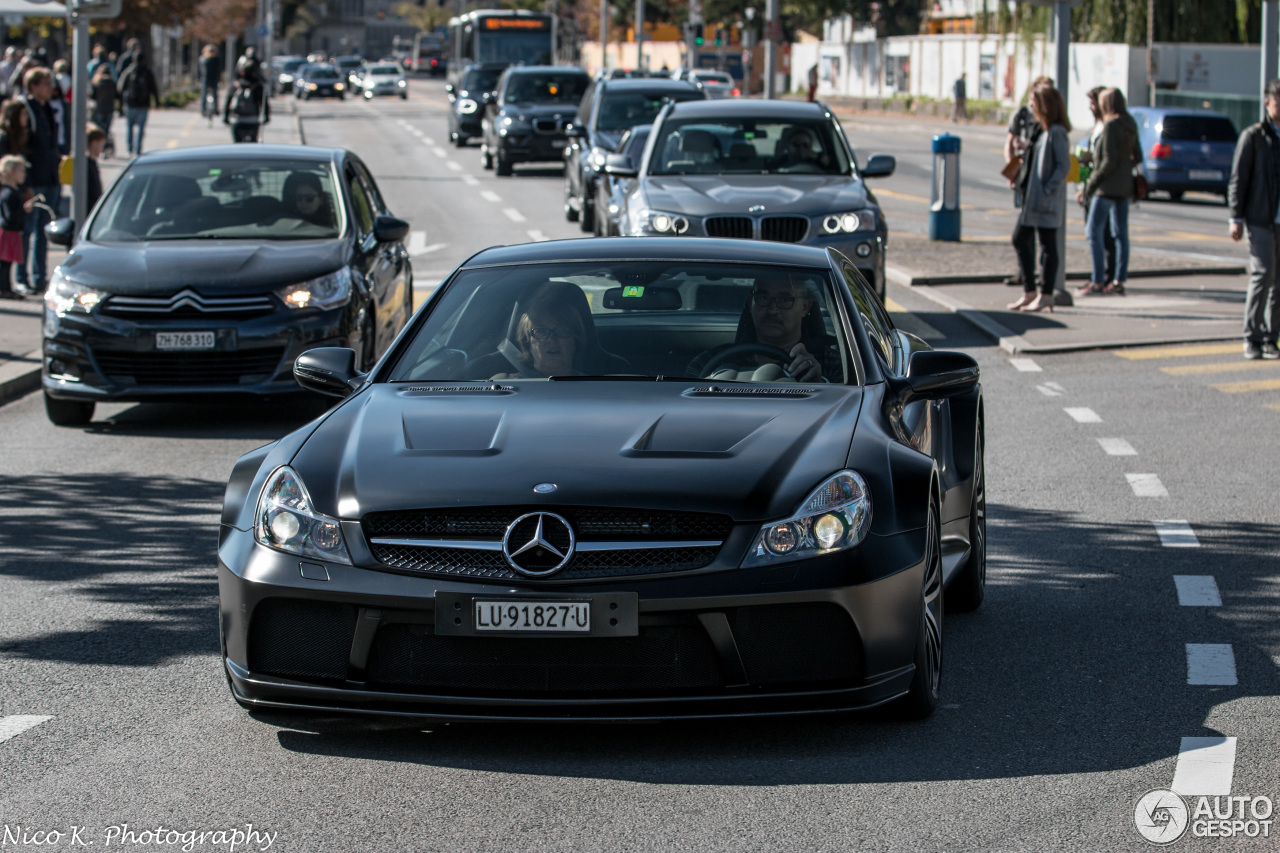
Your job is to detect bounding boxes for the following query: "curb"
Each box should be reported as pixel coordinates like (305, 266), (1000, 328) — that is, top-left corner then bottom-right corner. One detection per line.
(901, 266), (1246, 286)
(0, 364), (40, 408)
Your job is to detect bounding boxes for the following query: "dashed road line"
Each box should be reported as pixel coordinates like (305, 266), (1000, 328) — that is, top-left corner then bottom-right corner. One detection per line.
(1064, 406), (1101, 423)
(446, 161), (462, 172)
(461, 174), (479, 187)
(527, 229), (548, 242)
(1115, 343), (1240, 361)
(1186, 644), (1237, 685)
(431, 147), (448, 158)
(1171, 737), (1237, 796)
(1212, 377), (1280, 393)
(1155, 521), (1201, 548)
(1126, 473), (1168, 497)
(1036, 381), (1065, 397)
(1097, 437), (1137, 456)
(480, 190), (502, 203)
(1174, 575), (1221, 605)
(1009, 357), (1042, 372)
(0, 715), (52, 744)
(503, 208), (527, 223)
(1162, 360), (1280, 376)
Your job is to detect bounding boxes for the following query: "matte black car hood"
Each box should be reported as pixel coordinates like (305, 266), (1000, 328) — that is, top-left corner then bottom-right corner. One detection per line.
(641, 174), (869, 218)
(58, 239), (350, 296)
(292, 382), (865, 523)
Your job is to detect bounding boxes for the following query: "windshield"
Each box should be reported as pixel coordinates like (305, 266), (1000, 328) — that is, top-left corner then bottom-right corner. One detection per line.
(649, 118), (852, 176)
(90, 160), (343, 242)
(463, 67), (503, 92)
(336, 58), (361, 68)
(282, 60), (303, 73)
(308, 66), (339, 80)
(387, 261), (850, 384)
(504, 72), (589, 104)
(596, 89), (705, 132)
(369, 65), (401, 75)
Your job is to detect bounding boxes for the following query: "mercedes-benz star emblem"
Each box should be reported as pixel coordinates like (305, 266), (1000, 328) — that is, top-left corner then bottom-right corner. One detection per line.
(502, 512), (575, 577)
(533, 483), (557, 494)
(748, 204), (766, 213)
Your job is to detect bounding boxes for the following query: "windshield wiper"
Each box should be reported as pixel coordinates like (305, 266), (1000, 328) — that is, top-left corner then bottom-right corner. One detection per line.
(548, 374), (691, 382)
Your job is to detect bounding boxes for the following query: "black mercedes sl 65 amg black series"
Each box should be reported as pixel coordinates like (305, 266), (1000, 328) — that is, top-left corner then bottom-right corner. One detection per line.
(218, 237), (986, 722)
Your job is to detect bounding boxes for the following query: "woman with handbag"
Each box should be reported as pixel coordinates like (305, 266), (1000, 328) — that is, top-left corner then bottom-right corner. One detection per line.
(1076, 88), (1143, 295)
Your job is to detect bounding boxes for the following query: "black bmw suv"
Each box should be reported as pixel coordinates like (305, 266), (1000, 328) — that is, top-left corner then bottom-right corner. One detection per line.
(480, 65), (590, 176)
(562, 77), (705, 232)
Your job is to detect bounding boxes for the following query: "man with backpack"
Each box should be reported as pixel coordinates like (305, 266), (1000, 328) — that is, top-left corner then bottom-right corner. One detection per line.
(223, 63), (269, 143)
(117, 53), (160, 155)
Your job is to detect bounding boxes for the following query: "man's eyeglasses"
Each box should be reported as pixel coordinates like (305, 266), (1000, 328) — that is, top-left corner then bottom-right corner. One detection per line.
(751, 291), (797, 310)
(529, 326), (576, 342)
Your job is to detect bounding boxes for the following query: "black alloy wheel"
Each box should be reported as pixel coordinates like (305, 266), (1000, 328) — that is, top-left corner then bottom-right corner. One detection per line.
(946, 426), (986, 612)
(44, 391), (95, 427)
(894, 498), (943, 720)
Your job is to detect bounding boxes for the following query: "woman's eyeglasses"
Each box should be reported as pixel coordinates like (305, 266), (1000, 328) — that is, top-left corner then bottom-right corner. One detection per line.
(751, 291), (797, 310)
(529, 326), (576, 342)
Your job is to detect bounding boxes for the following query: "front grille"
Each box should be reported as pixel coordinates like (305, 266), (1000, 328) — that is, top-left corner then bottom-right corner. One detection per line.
(704, 216), (753, 239)
(730, 603), (864, 685)
(102, 289), (275, 320)
(247, 598), (358, 680)
(92, 348), (286, 386)
(532, 118), (561, 134)
(368, 543), (722, 581)
(761, 216), (808, 243)
(365, 623), (723, 695)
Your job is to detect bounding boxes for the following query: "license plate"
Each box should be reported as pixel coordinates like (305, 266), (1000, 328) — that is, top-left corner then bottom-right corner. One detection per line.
(475, 600), (589, 633)
(551, 139), (567, 148)
(156, 331), (215, 351)
(1188, 169), (1223, 181)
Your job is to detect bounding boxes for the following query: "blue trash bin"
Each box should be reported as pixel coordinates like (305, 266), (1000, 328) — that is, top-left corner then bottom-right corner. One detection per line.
(929, 134), (961, 242)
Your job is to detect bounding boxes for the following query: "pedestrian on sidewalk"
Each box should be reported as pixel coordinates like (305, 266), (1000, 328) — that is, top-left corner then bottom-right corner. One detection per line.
(1077, 88), (1140, 297)
(1007, 84), (1071, 314)
(0, 99), (29, 158)
(86, 44), (115, 83)
(1075, 87), (1117, 286)
(0, 154), (35, 300)
(18, 67), (62, 295)
(89, 62), (116, 156)
(118, 53), (160, 156)
(85, 123), (105, 212)
(951, 73), (968, 124)
(807, 64), (818, 102)
(223, 65), (269, 143)
(199, 45), (222, 126)
(116, 38), (141, 79)
(1228, 77), (1280, 360)
(1002, 76), (1054, 289)
(0, 47), (18, 99)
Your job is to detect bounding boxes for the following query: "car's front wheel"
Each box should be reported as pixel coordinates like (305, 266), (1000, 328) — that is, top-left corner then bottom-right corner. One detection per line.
(946, 427), (986, 612)
(495, 147), (513, 177)
(578, 189), (594, 233)
(894, 498), (943, 720)
(563, 177), (579, 222)
(44, 391), (94, 427)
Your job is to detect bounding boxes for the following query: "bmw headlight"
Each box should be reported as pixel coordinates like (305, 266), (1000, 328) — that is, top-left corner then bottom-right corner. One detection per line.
(638, 209), (690, 235)
(45, 270), (105, 315)
(255, 466), (352, 565)
(457, 98), (478, 114)
(821, 210), (877, 234)
(741, 470), (872, 567)
(275, 268), (353, 311)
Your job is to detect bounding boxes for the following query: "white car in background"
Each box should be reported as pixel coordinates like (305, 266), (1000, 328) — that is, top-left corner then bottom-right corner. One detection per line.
(689, 70), (740, 99)
(357, 63), (409, 100)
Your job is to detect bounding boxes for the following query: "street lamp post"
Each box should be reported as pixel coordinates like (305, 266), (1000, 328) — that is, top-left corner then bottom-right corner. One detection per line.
(763, 0), (777, 99)
(634, 0), (644, 71)
(600, 0), (608, 71)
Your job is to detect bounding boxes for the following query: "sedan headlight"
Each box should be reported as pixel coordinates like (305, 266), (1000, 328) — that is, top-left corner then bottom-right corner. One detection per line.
(637, 209), (690, 235)
(821, 210), (877, 234)
(334, 82), (344, 91)
(741, 471), (872, 567)
(255, 466), (352, 565)
(397, 79), (406, 87)
(275, 267), (353, 311)
(45, 270), (106, 315)
(457, 98), (478, 114)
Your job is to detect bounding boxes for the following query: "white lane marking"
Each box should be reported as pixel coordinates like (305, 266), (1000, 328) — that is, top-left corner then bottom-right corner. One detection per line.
(1172, 737), (1237, 795)
(1186, 644), (1237, 685)
(503, 208), (527, 223)
(1009, 357), (1042, 372)
(431, 148), (448, 158)
(407, 230), (427, 256)
(1097, 438), (1137, 456)
(1065, 407), (1101, 423)
(461, 174), (479, 187)
(480, 190), (502, 203)
(1036, 382), (1065, 397)
(0, 715), (52, 744)
(414, 243), (446, 257)
(1175, 576), (1222, 606)
(1155, 520), (1201, 548)
(527, 229), (548, 242)
(446, 161), (462, 172)
(1126, 473), (1169, 497)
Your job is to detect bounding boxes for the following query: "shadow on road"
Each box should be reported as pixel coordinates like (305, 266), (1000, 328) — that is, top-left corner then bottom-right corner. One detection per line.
(83, 397), (333, 441)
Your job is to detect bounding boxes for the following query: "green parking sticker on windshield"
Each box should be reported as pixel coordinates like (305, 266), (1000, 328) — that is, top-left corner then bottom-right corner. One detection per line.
(623, 286), (645, 298)
(209, 169), (222, 175)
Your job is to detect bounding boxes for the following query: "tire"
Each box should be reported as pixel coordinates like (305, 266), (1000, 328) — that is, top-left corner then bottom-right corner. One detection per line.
(563, 179), (579, 222)
(400, 92), (408, 100)
(893, 498), (943, 720)
(44, 391), (94, 427)
(481, 142), (493, 170)
(495, 147), (513, 177)
(946, 427), (986, 613)
(578, 192), (594, 233)
(1168, 190), (1184, 201)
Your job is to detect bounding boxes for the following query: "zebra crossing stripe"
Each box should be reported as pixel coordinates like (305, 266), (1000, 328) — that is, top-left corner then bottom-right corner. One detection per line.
(0, 715), (52, 744)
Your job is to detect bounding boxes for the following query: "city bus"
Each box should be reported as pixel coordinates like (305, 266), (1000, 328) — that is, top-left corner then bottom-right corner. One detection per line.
(447, 9), (553, 75)
(411, 30), (448, 76)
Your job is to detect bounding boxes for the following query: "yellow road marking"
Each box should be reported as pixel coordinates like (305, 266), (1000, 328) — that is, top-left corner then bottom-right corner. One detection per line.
(885, 297), (906, 313)
(1115, 343), (1241, 360)
(1162, 360), (1280, 376)
(165, 139), (178, 148)
(1212, 377), (1280, 393)
(1266, 403), (1280, 413)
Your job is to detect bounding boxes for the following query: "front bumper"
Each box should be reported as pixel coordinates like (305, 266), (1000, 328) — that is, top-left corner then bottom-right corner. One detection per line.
(364, 83), (406, 97)
(498, 132), (570, 165)
(454, 113), (482, 137)
(218, 524), (925, 721)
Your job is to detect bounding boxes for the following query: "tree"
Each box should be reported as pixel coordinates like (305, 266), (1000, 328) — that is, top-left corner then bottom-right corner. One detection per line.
(1071, 0), (1261, 46)
(186, 0), (256, 43)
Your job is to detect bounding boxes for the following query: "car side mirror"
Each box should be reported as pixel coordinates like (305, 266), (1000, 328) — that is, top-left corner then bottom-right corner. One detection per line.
(45, 217), (75, 247)
(604, 153), (637, 177)
(862, 154), (896, 178)
(294, 347), (365, 397)
(373, 214), (410, 244)
(903, 350), (979, 401)
(565, 124), (586, 139)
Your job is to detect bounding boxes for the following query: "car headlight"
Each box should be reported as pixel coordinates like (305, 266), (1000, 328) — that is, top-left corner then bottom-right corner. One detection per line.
(741, 471), (872, 567)
(397, 79), (406, 87)
(334, 82), (344, 90)
(643, 210), (689, 235)
(255, 466), (352, 565)
(45, 270), (105, 315)
(275, 267), (353, 311)
(821, 210), (877, 234)
(457, 98), (478, 114)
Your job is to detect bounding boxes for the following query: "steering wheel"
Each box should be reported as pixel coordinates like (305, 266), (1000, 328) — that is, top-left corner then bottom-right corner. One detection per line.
(699, 343), (795, 379)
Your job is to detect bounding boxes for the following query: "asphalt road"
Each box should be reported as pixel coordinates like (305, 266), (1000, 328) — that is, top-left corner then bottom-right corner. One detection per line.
(0, 83), (1276, 852)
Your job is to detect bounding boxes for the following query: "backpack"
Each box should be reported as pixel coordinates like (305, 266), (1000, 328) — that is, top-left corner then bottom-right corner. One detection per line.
(231, 86), (258, 119)
(124, 67), (149, 105)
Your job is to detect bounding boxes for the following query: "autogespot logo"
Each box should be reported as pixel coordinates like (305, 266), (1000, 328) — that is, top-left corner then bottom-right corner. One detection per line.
(1135, 790), (1190, 844)
(1134, 790), (1276, 843)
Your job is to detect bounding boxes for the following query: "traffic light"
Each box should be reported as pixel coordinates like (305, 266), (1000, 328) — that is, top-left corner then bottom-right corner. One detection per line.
(714, 26), (723, 46)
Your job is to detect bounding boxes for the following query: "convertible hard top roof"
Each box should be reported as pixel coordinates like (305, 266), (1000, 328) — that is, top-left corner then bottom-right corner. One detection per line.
(132, 145), (344, 166)
(461, 237), (835, 269)
(665, 99), (836, 121)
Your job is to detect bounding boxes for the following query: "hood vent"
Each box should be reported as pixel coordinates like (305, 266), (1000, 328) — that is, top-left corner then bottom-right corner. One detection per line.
(401, 384), (514, 393)
(685, 386), (816, 397)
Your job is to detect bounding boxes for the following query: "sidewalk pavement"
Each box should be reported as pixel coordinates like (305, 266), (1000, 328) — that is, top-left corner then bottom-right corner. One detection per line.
(0, 100), (303, 407)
